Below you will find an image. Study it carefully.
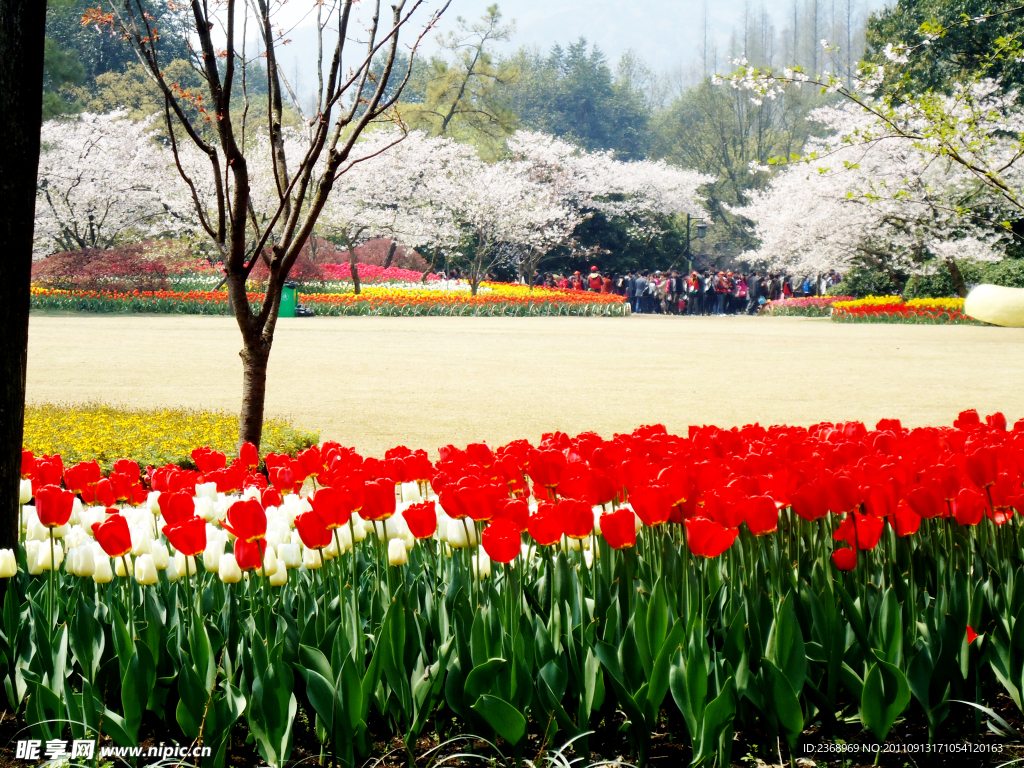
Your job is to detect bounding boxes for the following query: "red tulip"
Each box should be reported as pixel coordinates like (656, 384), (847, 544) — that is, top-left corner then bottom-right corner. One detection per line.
(559, 498), (594, 539)
(986, 412), (1008, 431)
(892, 500), (921, 536)
(790, 482), (828, 521)
(832, 547), (857, 571)
(362, 479), (397, 522)
(967, 625), (979, 644)
(466, 443), (495, 468)
(221, 498), (267, 542)
(954, 409), (982, 430)
(743, 495), (779, 536)
(163, 516), (207, 557)
(94, 481), (116, 512)
(966, 447), (999, 488)
(494, 498), (529, 532)
(20, 450), (34, 479)
(239, 441), (260, 470)
(827, 475), (862, 514)
(527, 505), (563, 546)
(158, 491), (195, 526)
(833, 512), (884, 550)
(309, 487), (350, 529)
(404, 501), (438, 539)
(92, 513), (133, 558)
(482, 518), (521, 563)
(685, 517), (738, 558)
(65, 461), (102, 495)
(261, 487), (282, 507)
(875, 418), (902, 432)
(269, 463), (303, 495)
(630, 485), (673, 527)
(192, 447), (227, 474)
(557, 464), (597, 504)
(33, 456), (64, 487)
(298, 447), (325, 478)
(234, 538), (265, 571)
(112, 459), (140, 481)
(527, 448), (568, 488)
(703, 486), (745, 529)
(295, 510), (333, 550)
(600, 507), (636, 550)
(36, 485), (74, 528)
(903, 485), (945, 519)
(950, 486), (985, 525)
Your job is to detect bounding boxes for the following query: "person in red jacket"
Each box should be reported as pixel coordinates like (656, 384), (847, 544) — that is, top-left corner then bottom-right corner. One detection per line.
(588, 266), (602, 291)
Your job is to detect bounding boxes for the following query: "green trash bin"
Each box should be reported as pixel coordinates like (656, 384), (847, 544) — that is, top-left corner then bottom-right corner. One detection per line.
(280, 281), (297, 318)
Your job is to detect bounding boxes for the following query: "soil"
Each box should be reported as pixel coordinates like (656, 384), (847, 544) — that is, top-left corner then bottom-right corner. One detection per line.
(26, 314), (1024, 457)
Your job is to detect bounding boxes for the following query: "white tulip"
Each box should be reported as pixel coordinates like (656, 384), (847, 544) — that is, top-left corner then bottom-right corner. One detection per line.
(135, 554), (158, 585)
(115, 554), (133, 577)
(196, 482), (218, 501)
(349, 514), (368, 542)
(20, 505), (35, 533)
(242, 486), (262, 503)
(400, 482), (422, 502)
(93, 556), (113, 584)
(269, 566), (288, 586)
(81, 506), (107, 533)
(19, 479), (32, 505)
(471, 550), (491, 580)
(388, 537), (408, 566)
(261, 544), (279, 576)
(174, 552), (197, 578)
(26, 515), (48, 542)
(69, 498), (84, 526)
(150, 541), (170, 570)
(0, 549), (17, 578)
(203, 538), (224, 572)
(303, 547), (324, 570)
(146, 491), (163, 513)
(194, 497), (217, 522)
(130, 526), (152, 556)
(218, 553), (242, 583)
(75, 545), (96, 578)
(278, 542), (301, 569)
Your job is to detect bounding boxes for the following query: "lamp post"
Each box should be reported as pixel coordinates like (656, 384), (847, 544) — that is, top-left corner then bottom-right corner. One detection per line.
(685, 214), (708, 273)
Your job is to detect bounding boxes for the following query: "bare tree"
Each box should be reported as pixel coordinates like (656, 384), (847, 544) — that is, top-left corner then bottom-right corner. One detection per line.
(0, 0), (47, 556)
(97, 0), (449, 447)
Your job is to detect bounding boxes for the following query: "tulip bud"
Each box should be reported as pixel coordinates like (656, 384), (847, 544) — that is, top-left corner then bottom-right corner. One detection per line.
(26, 541), (42, 575)
(335, 524), (353, 554)
(37, 540), (64, 572)
(19, 479), (32, 505)
(203, 538), (224, 572)
(174, 551), (197, 579)
(350, 514), (368, 542)
(195, 497), (217, 522)
(135, 554), (159, 585)
(196, 482), (218, 501)
(242, 486), (262, 503)
(150, 541), (170, 570)
(75, 545), (96, 578)
(400, 482), (421, 503)
(388, 537), (408, 566)
(278, 542), (301, 569)
(146, 491), (162, 513)
(93, 556), (113, 584)
(560, 536), (581, 552)
(261, 544), (279, 577)
(471, 550), (491, 580)
(131, 526), (152, 556)
(403, 530), (416, 550)
(0, 549), (17, 578)
(70, 498), (84, 526)
(302, 547), (324, 570)
(115, 554), (133, 577)
(269, 566), (288, 587)
(322, 536), (338, 561)
(26, 515), (48, 542)
(218, 553), (242, 583)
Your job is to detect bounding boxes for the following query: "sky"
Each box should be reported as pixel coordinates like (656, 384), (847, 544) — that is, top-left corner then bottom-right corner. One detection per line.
(269, 0), (893, 103)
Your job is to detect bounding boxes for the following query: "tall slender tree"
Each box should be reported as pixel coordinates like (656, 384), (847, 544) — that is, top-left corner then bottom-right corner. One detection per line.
(0, 0), (47, 553)
(97, 0), (448, 448)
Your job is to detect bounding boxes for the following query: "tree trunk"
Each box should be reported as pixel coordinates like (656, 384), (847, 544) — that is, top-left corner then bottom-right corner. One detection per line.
(0, 0), (46, 557)
(350, 250), (361, 295)
(382, 239), (398, 269)
(945, 258), (968, 298)
(239, 340), (271, 448)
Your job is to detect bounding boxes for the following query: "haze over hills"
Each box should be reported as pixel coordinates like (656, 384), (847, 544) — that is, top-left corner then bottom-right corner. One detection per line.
(272, 0), (892, 107)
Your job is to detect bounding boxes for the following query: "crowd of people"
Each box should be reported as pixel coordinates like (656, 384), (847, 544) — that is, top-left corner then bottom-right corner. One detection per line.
(533, 267), (844, 315)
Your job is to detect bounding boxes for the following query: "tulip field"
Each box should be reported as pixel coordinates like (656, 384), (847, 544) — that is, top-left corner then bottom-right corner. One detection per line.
(7, 410), (1024, 767)
(29, 283), (629, 318)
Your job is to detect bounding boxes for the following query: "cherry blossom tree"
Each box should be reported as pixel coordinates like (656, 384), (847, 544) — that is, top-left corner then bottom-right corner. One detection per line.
(735, 101), (1016, 294)
(34, 111), (193, 256)
(93, 0), (449, 446)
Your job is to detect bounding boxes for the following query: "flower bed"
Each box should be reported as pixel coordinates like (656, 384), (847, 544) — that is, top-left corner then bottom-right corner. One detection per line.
(23, 404), (318, 470)
(762, 295), (854, 317)
(319, 263), (440, 283)
(31, 283), (630, 317)
(7, 410), (1024, 765)
(831, 295), (982, 323)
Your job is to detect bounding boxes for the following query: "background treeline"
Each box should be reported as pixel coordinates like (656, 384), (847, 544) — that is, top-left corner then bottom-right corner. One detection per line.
(44, 0), (1022, 287)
